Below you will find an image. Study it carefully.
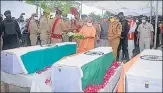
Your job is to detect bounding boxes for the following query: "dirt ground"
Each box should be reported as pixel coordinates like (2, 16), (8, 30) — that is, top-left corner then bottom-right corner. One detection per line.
(1, 81), (30, 92)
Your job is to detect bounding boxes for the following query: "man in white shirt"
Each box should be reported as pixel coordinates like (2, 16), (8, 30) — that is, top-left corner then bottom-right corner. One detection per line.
(137, 17), (154, 52)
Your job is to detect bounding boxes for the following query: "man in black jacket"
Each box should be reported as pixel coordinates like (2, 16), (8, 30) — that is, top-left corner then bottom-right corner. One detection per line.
(117, 12), (129, 62)
(0, 10), (22, 50)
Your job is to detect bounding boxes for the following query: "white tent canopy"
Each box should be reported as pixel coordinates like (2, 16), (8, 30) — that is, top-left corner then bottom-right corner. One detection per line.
(1, 1), (44, 19)
(80, 1), (162, 16)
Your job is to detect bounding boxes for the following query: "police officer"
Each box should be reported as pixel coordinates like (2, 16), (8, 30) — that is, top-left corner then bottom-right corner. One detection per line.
(39, 10), (50, 45)
(29, 13), (39, 46)
(0, 10), (22, 50)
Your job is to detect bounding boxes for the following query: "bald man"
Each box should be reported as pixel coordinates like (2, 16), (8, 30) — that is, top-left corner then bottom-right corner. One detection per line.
(77, 17), (96, 53)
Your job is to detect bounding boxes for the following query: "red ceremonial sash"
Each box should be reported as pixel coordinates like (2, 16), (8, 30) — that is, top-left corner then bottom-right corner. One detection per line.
(50, 18), (60, 40)
(128, 20), (135, 40)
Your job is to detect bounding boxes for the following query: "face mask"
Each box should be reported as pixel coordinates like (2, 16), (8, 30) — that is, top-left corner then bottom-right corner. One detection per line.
(142, 20), (146, 23)
(34, 17), (38, 20)
(136, 20), (139, 22)
(87, 22), (92, 26)
(110, 18), (116, 22)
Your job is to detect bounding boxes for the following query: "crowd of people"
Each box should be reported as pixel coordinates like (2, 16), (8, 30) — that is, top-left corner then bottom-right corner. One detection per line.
(0, 9), (162, 62)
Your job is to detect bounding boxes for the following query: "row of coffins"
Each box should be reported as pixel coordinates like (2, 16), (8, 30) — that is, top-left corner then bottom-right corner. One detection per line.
(1, 42), (122, 92)
(1, 43), (162, 92)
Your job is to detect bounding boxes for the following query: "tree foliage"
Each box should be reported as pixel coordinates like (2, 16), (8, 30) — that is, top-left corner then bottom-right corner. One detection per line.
(88, 12), (102, 22)
(26, 0), (81, 16)
(103, 11), (114, 17)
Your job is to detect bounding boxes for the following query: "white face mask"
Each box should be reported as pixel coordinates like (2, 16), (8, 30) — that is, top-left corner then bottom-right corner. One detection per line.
(142, 20), (146, 23)
(87, 22), (92, 26)
(136, 20), (139, 22)
(33, 17), (38, 20)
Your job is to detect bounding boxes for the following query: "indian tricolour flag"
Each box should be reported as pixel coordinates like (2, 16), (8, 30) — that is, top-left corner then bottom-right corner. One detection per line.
(51, 47), (122, 92)
(1, 42), (77, 74)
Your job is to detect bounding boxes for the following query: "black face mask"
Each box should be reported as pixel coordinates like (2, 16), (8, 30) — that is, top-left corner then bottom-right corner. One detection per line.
(5, 15), (12, 20)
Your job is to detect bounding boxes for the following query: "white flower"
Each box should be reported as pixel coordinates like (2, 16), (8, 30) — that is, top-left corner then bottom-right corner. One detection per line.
(67, 32), (75, 37)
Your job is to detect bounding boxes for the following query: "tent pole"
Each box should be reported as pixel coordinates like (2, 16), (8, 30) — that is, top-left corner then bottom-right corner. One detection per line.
(150, 0), (152, 23)
(81, 1), (82, 18)
(154, 0), (158, 48)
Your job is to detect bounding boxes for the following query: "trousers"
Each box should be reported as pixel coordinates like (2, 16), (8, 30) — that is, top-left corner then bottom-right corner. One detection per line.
(110, 38), (120, 59)
(99, 39), (110, 47)
(139, 38), (151, 52)
(2, 34), (19, 50)
(117, 37), (129, 61)
(128, 40), (134, 59)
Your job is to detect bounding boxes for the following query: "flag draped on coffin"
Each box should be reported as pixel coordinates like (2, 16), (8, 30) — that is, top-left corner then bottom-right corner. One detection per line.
(1, 42), (77, 74)
(52, 47), (122, 92)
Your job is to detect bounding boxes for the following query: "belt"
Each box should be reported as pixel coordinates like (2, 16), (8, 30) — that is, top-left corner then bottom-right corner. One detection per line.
(51, 34), (62, 39)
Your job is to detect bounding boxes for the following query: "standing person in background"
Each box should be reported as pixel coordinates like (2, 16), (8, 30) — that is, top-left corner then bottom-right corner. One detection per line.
(62, 14), (72, 42)
(77, 17), (96, 53)
(29, 13), (39, 46)
(0, 14), (3, 50)
(108, 15), (122, 59)
(137, 16), (154, 52)
(49, 8), (66, 44)
(99, 15), (110, 47)
(39, 10), (50, 45)
(117, 12), (129, 62)
(69, 11), (85, 43)
(133, 18), (141, 56)
(27, 14), (34, 33)
(73, 12), (85, 33)
(156, 20), (161, 48)
(159, 21), (163, 47)
(0, 10), (22, 50)
(18, 15), (26, 34)
(127, 16), (137, 59)
(93, 20), (101, 48)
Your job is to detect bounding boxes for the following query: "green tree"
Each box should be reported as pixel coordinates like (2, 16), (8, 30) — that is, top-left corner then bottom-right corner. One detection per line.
(26, 0), (81, 16)
(103, 11), (113, 17)
(88, 12), (102, 22)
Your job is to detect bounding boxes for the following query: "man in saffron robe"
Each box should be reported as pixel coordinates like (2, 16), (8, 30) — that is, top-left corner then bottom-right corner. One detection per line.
(77, 17), (96, 53)
(108, 16), (122, 59)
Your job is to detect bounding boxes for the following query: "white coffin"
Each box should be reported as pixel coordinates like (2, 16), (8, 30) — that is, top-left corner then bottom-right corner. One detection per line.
(1, 42), (76, 74)
(51, 47), (122, 92)
(125, 49), (162, 92)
